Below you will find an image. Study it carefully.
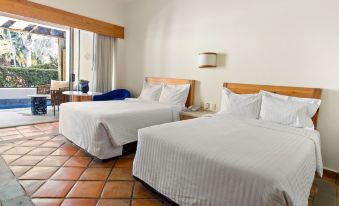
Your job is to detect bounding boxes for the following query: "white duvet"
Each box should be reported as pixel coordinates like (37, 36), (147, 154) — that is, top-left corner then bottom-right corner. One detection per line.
(133, 115), (323, 206)
(59, 98), (181, 159)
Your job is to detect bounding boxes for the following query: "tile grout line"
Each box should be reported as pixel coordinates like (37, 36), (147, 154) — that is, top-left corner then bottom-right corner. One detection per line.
(11, 137), (64, 178)
(16, 125), (43, 140)
(0, 133), (59, 145)
(56, 142), (96, 202)
(19, 136), (72, 199)
(93, 156), (119, 204)
(0, 124), (60, 200)
(30, 142), (79, 205)
(130, 181), (136, 206)
(2, 123), (171, 205)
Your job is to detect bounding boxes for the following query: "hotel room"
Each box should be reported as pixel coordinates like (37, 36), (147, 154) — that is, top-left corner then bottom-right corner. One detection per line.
(0, 0), (338, 206)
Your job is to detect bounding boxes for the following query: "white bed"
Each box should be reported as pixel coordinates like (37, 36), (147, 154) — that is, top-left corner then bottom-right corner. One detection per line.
(133, 115), (323, 206)
(59, 77), (195, 159)
(133, 83), (323, 206)
(59, 99), (181, 159)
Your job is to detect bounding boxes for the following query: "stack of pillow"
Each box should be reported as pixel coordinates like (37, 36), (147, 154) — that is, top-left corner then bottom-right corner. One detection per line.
(219, 88), (321, 130)
(138, 81), (190, 108)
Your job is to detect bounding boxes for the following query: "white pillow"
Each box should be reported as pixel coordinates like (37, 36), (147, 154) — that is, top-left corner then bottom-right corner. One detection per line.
(138, 82), (163, 101)
(259, 91), (321, 119)
(259, 91), (321, 129)
(159, 84), (190, 107)
(219, 88), (261, 119)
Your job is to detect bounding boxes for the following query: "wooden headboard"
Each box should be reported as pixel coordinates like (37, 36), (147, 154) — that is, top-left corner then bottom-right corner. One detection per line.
(145, 77), (195, 107)
(223, 83), (322, 127)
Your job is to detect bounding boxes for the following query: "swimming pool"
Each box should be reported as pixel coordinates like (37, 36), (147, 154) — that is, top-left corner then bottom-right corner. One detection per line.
(0, 99), (51, 110)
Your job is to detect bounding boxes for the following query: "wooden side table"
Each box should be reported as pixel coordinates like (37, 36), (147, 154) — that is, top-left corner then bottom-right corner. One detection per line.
(179, 110), (216, 120)
(62, 91), (102, 102)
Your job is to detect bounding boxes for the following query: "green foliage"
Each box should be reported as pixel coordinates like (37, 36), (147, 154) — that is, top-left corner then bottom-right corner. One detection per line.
(31, 53), (41, 65)
(0, 65), (58, 88)
(16, 52), (27, 67)
(0, 30), (14, 66)
(30, 63), (58, 70)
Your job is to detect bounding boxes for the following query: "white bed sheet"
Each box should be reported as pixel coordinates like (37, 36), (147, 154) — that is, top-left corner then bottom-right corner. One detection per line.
(133, 115), (323, 206)
(59, 98), (181, 159)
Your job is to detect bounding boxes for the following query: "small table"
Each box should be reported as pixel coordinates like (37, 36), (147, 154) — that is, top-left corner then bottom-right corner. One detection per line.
(27, 94), (51, 115)
(180, 110), (216, 120)
(62, 91), (102, 102)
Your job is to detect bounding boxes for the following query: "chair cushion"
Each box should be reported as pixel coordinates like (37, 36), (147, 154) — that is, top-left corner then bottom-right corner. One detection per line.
(51, 80), (69, 90)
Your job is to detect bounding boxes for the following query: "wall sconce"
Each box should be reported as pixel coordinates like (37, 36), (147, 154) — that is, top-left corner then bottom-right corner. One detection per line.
(198, 52), (217, 68)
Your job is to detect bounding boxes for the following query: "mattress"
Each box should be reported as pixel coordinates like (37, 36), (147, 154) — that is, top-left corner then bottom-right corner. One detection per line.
(59, 98), (181, 159)
(133, 115), (323, 206)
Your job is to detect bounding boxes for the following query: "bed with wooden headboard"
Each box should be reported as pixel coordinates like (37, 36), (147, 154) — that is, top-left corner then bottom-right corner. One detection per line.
(133, 82), (323, 206)
(59, 76), (195, 160)
(224, 82), (322, 127)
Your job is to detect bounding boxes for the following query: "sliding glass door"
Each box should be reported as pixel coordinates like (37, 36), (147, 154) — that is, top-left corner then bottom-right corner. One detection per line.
(68, 28), (95, 92)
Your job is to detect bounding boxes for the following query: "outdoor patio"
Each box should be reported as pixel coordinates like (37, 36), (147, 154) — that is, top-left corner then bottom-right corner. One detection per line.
(0, 14), (66, 129)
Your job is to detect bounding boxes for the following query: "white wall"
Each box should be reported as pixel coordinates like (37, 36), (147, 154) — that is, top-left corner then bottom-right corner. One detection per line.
(119, 0), (339, 172)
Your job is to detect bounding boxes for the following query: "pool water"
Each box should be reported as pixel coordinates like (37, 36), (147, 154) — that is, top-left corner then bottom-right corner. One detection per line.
(0, 99), (51, 110)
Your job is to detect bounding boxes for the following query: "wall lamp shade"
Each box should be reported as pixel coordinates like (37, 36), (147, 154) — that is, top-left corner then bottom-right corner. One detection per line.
(198, 52), (217, 68)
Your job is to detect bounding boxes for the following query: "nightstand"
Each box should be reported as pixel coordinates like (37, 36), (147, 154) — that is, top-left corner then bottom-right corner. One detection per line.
(179, 110), (216, 120)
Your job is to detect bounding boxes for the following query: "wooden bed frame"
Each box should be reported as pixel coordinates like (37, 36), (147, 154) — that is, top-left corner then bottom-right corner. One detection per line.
(145, 77), (195, 107)
(223, 83), (322, 127)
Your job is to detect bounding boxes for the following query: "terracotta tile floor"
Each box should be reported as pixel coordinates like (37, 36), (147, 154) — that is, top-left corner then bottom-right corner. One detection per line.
(0, 122), (174, 206)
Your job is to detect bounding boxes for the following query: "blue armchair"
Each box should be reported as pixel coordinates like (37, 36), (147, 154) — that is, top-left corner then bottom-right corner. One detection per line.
(93, 89), (131, 101)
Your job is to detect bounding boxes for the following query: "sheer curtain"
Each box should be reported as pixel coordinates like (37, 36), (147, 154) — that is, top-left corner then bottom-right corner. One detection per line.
(93, 34), (116, 93)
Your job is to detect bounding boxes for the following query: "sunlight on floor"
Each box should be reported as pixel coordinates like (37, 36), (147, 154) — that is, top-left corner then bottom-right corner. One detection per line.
(0, 107), (58, 128)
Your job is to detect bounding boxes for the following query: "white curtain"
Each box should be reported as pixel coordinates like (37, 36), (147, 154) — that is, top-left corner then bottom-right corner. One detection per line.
(93, 34), (116, 93)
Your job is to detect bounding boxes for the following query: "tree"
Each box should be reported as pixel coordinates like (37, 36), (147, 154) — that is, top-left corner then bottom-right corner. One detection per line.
(0, 28), (59, 68)
(9, 30), (28, 67)
(0, 29), (14, 66)
(31, 35), (58, 65)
